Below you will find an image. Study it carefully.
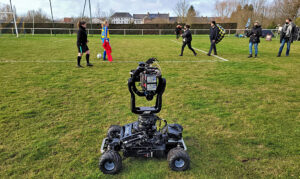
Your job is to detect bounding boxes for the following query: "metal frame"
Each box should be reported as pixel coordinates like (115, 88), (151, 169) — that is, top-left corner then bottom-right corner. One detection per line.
(0, 27), (280, 37)
(0, 0), (19, 37)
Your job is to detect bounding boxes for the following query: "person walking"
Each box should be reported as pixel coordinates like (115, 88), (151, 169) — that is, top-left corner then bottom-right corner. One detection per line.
(207, 21), (218, 56)
(247, 21), (262, 58)
(179, 25), (197, 56)
(101, 21), (110, 61)
(77, 21), (93, 67)
(277, 18), (295, 57)
(175, 25), (182, 40)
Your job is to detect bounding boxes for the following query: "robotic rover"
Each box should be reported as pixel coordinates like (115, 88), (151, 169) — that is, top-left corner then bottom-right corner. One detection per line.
(99, 58), (190, 174)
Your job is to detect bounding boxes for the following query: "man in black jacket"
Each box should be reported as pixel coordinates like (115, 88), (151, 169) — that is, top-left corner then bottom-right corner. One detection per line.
(247, 21), (262, 58)
(180, 25), (197, 56)
(77, 21), (93, 67)
(207, 21), (218, 56)
(277, 18), (295, 57)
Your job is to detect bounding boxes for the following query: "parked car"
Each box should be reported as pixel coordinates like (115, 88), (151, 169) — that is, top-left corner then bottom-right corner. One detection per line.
(262, 30), (274, 38)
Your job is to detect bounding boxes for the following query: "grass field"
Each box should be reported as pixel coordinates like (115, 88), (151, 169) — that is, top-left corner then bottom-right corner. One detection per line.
(0, 34), (300, 178)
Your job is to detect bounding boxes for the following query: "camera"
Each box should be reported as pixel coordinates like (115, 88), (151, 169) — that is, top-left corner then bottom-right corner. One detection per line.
(130, 58), (161, 101)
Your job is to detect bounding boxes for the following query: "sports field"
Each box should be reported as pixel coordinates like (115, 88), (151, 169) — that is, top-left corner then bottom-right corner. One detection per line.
(0, 34), (299, 178)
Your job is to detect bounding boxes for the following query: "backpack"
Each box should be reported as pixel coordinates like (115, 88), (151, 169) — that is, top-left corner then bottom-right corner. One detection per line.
(216, 24), (226, 44)
(291, 24), (298, 41)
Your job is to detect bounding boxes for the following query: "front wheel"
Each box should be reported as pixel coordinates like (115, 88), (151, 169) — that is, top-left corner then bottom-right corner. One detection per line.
(167, 147), (190, 171)
(99, 150), (122, 174)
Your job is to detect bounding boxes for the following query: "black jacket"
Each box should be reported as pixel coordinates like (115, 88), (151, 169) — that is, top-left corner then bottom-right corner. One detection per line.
(182, 29), (192, 43)
(210, 26), (218, 41)
(175, 27), (182, 34)
(280, 23), (296, 43)
(247, 25), (262, 43)
(77, 26), (88, 46)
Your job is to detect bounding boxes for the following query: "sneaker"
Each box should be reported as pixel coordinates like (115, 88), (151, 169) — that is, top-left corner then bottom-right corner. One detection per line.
(87, 63), (93, 67)
(194, 53), (197, 56)
(207, 53), (211, 56)
(277, 54), (281, 57)
(248, 54), (253, 58)
(179, 54), (183, 56)
(214, 53), (218, 55)
(77, 65), (84, 68)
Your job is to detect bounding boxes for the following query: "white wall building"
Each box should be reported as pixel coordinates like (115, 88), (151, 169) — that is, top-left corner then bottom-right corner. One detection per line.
(111, 12), (133, 24)
(133, 14), (147, 24)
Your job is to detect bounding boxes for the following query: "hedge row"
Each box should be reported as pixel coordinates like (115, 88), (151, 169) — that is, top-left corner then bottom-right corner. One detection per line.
(1, 22), (237, 30)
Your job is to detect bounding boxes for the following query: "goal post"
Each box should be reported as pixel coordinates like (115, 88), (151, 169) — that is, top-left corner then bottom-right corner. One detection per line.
(0, 0), (18, 37)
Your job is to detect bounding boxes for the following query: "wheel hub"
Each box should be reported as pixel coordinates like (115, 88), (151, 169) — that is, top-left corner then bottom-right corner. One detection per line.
(175, 158), (185, 168)
(104, 161), (115, 171)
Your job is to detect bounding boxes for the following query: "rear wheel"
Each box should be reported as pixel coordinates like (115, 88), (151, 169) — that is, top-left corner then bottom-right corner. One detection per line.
(99, 150), (122, 174)
(167, 147), (190, 171)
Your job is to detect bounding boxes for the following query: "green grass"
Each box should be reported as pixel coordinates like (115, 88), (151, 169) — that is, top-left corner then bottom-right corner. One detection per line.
(0, 34), (300, 178)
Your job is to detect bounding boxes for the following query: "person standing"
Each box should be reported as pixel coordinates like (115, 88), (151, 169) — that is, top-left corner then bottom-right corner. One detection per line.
(179, 25), (197, 56)
(77, 21), (93, 68)
(277, 18), (295, 57)
(207, 21), (218, 56)
(175, 25), (182, 40)
(247, 21), (262, 58)
(101, 21), (110, 61)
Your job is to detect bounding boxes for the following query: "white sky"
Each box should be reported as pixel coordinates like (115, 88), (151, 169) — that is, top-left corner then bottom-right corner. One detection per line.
(0, 0), (215, 19)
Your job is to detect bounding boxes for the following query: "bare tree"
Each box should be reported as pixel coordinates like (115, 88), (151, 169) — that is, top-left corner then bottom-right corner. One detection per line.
(95, 2), (102, 18)
(173, 0), (189, 23)
(24, 9), (50, 23)
(0, 3), (14, 22)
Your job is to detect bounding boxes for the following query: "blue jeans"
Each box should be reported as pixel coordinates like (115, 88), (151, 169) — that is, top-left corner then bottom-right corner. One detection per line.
(278, 38), (291, 56)
(249, 42), (258, 55)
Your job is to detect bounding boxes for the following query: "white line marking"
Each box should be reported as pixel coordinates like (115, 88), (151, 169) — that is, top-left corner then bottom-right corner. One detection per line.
(171, 40), (229, 62)
(0, 60), (218, 63)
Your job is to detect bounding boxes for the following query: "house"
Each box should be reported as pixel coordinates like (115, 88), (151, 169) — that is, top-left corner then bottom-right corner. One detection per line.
(143, 12), (169, 24)
(63, 17), (72, 23)
(92, 18), (104, 24)
(133, 14), (147, 24)
(111, 12), (133, 24)
(169, 17), (178, 24)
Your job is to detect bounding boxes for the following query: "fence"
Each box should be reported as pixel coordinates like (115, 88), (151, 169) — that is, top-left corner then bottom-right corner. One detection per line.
(0, 27), (281, 37)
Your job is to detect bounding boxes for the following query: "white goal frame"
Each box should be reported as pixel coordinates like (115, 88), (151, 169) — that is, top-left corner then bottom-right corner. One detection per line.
(0, 0), (18, 37)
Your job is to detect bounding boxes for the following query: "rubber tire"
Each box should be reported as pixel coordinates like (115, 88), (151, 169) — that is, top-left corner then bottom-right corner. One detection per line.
(107, 125), (121, 139)
(167, 148), (190, 171)
(99, 150), (122, 174)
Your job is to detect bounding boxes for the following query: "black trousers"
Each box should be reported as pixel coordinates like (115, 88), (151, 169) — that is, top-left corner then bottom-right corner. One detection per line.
(208, 40), (217, 55)
(181, 41), (196, 55)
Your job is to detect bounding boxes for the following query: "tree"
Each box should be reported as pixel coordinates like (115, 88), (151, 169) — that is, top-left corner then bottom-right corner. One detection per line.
(173, 0), (189, 23)
(296, 17), (300, 26)
(24, 9), (50, 23)
(186, 5), (197, 24)
(0, 3), (15, 22)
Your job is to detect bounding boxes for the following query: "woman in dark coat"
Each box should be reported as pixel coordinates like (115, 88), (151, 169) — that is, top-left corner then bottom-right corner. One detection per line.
(247, 21), (262, 58)
(77, 21), (93, 67)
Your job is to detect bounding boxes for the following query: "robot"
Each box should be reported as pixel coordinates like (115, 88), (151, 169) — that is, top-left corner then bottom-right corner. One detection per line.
(99, 58), (190, 174)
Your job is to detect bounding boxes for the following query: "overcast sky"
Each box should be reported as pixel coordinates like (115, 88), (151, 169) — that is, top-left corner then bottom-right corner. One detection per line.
(0, 0), (216, 19)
